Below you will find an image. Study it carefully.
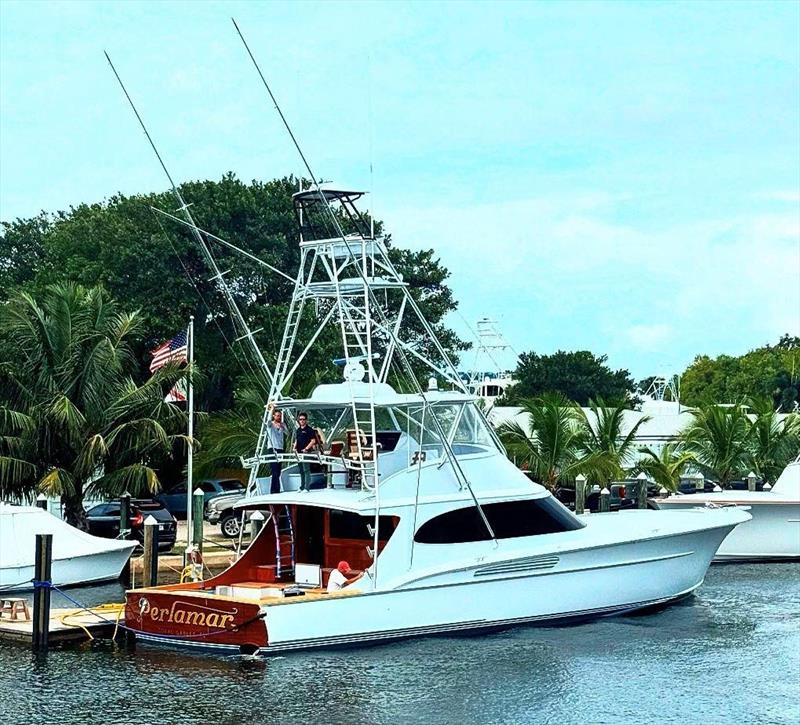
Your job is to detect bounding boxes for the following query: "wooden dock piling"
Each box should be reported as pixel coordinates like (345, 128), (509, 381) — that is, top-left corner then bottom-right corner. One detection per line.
(599, 488), (611, 513)
(575, 474), (586, 515)
(636, 472), (649, 509)
(192, 488), (204, 553)
(250, 510), (265, 540)
(32, 533), (52, 653)
(142, 516), (159, 588)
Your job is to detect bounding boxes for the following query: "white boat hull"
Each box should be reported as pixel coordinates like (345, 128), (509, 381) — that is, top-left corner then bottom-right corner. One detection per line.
(1, 504), (137, 591)
(656, 500), (800, 561)
(1, 547), (135, 591)
(133, 510), (742, 655)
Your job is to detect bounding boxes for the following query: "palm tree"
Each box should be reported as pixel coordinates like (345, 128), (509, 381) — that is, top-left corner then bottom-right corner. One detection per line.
(579, 398), (651, 486)
(681, 403), (753, 487)
(746, 399), (800, 484)
(497, 393), (601, 489)
(195, 383), (265, 479)
(0, 284), (188, 528)
(633, 443), (696, 492)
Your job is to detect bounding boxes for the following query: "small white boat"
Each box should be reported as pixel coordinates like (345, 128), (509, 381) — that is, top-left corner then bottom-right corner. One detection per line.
(0, 504), (136, 591)
(655, 460), (800, 561)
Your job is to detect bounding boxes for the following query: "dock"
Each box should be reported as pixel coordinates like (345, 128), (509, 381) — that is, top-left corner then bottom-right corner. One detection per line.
(0, 606), (122, 645)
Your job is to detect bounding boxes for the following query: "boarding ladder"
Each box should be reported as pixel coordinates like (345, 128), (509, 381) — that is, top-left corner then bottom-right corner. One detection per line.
(270, 504), (295, 579)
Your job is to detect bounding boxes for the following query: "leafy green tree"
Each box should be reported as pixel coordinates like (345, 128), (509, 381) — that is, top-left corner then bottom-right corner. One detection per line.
(579, 399), (651, 486)
(0, 173), (466, 408)
(633, 444), (696, 492)
(681, 404), (753, 487)
(680, 336), (800, 412)
(503, 350), (635, 406)
(496, 393), (603, 489)
(0, 284), (188, 527)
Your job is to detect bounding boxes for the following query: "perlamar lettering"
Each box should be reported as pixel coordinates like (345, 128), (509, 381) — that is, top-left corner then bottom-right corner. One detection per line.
(138, 597), (236, 629)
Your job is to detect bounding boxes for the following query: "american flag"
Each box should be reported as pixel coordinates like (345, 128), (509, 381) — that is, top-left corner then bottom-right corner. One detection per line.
(149, 329), (188, 373)
(164, 379), (187, 403)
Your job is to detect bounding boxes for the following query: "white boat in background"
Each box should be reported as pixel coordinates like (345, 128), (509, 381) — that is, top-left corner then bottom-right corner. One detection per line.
(0, 504), (136, 591)
(655, 459), (800, 561)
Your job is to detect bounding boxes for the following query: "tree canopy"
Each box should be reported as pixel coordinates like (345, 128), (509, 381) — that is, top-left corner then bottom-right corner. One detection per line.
(680, 335), (800, 413)
(1, 173), (466, 411)
(502, 350), (635, 406)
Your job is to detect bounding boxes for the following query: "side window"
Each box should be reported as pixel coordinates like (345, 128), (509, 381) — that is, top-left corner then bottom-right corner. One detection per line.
(414, 498), (583, 544)
(328, 510), (397, 541)
(220, 480), (243, 491)
(87, 504), (108, 516)
(105, 504), (121, 517)
(200, 482), (216, 493)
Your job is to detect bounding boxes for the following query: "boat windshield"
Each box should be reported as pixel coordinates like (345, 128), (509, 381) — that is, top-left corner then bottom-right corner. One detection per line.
(282, 401), (501, 463)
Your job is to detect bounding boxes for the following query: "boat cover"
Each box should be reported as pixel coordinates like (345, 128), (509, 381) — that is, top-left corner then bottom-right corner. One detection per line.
(0, 504), (135, 569)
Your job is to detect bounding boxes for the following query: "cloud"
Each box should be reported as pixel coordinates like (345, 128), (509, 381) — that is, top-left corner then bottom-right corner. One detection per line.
(382, 190), (800, 376)
(625, 324), (673, 350)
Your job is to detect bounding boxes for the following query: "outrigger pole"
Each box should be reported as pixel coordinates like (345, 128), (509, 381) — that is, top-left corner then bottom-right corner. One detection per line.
(103, 52), (275, 389)
(230, 21), (497, 551)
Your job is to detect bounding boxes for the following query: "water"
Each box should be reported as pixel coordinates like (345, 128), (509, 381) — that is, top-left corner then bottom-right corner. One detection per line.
(1, 564), (798, 725)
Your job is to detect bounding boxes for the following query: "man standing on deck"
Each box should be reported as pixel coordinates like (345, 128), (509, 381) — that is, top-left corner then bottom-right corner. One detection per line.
(295, 411), (319, 492)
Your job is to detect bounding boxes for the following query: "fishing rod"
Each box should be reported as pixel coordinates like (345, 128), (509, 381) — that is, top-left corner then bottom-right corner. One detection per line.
(230, 20), (497, 546)
(103, 51), (275, 389)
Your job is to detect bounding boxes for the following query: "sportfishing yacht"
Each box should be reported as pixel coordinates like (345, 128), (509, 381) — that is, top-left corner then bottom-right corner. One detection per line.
(123, 187), (750, 655)
(656, 458), (800, 561)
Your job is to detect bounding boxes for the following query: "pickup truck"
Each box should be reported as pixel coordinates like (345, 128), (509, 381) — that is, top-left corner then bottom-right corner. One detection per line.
(205, 492), (254, 538)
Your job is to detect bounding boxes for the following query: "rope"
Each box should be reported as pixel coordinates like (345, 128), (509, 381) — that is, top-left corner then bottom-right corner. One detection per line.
(47, 583), (246, 641)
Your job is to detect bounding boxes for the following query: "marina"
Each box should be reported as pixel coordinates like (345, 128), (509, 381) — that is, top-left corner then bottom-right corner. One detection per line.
(1, 562), (798, 724)
(1, 3), (799, 724)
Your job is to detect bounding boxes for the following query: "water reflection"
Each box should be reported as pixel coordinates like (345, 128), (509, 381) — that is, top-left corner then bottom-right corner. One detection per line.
(1, 563), (798, 725)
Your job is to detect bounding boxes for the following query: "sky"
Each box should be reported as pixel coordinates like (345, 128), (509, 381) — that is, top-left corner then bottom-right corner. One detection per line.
(1, 0), (798, 379)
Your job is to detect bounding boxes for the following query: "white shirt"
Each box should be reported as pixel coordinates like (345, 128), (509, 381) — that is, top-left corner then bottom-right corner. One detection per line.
(268, 422), (286, 450)
(327, 569), (348, 592)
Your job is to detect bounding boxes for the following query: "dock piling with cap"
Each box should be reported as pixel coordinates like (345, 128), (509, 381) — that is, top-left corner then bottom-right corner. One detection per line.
(599, 488), (611, 513)
(142, 516), (159, 587)
(250, 510), (265, 540)
(636, 472), (649, 509)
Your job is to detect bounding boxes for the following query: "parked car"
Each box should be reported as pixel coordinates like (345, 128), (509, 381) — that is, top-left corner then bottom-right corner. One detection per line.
(156, 478), (245, 519)
(205, 493), (254, 538)
(84, 499), (177, 552)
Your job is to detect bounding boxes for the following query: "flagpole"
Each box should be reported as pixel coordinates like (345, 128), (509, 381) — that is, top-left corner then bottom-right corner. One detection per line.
(186, 316), (194, 549)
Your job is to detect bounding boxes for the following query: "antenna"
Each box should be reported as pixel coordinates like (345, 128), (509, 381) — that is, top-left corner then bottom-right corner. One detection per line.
(367, 53), (375, 240)
(231, 21), (496, 548)
(104, 51), (274, 387)
(230, 18), (469, 396)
